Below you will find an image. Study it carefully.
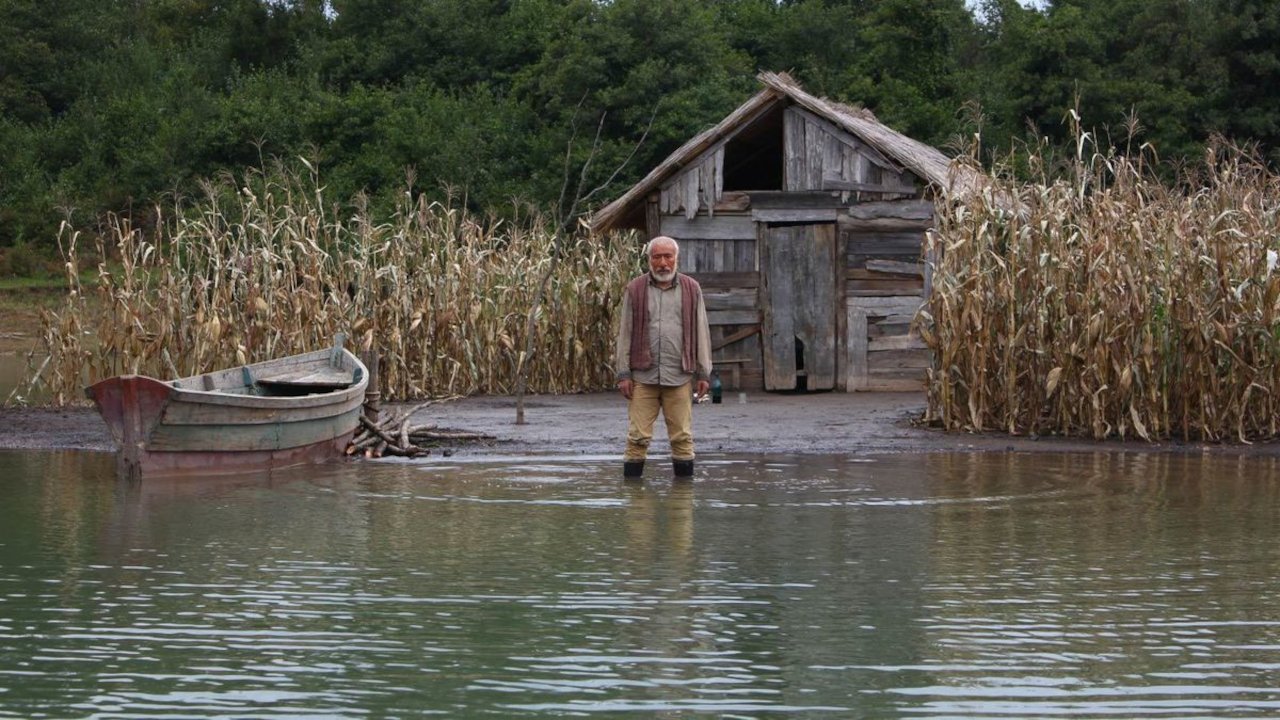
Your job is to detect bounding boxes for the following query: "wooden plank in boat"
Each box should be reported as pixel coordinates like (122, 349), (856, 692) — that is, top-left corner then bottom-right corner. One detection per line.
(255, 367), (355, 388)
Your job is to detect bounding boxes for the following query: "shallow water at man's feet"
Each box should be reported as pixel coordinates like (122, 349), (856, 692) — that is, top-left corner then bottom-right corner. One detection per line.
(1, 450), (1278, 718)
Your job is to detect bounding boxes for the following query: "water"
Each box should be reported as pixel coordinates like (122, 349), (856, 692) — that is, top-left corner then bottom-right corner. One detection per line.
(1, 450), (1278, 718)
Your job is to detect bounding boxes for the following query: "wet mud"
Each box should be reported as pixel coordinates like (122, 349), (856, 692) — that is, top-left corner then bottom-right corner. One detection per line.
(3, 391), (1278, 459)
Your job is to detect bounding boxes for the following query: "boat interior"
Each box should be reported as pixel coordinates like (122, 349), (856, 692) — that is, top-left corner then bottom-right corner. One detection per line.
(170, 361), (363, 397)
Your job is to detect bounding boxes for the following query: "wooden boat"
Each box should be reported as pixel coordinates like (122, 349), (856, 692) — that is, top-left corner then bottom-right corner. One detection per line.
(85, 336), (368, 477)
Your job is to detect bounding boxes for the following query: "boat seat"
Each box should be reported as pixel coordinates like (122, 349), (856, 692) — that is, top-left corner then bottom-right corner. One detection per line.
(255, 367), (356, 391)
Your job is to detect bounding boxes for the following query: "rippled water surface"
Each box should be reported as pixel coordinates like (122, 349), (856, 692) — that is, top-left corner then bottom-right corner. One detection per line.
(2, 450), (1279, 718)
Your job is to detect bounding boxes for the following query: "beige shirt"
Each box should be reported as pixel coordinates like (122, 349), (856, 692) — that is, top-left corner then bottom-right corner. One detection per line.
(614, 273), (713, 386)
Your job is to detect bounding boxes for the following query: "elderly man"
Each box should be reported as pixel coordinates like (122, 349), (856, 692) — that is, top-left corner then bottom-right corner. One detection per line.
(614, 236), (712, 480)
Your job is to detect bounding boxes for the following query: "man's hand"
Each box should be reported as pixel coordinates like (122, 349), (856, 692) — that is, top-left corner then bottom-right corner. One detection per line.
(618, 378), (633, 400)
(695, 379), (710, 399)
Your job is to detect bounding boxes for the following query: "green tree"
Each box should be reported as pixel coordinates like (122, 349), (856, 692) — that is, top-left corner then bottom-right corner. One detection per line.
(974, 0), (1225, 162)
(1211, 0), (1280, 162)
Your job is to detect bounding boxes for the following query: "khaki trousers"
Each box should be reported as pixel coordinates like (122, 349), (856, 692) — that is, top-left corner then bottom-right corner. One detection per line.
(625, 381), (694, 461)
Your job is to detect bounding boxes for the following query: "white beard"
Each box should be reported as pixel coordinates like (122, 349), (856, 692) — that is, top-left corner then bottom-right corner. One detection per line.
(651, 269), (676, 283)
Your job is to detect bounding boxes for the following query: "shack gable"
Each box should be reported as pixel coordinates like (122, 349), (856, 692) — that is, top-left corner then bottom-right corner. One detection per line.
(656, 102), (921, 221)
(592, 72), (964, 394)
(782, 107), (919, 199)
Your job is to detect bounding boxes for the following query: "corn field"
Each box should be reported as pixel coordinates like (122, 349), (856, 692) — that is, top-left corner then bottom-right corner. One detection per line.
(27, 163), (637, 404)
(921, 137), (1280, 442)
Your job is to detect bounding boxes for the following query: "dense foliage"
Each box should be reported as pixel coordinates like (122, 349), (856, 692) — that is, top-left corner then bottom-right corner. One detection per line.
(2, 0), (1279, 266)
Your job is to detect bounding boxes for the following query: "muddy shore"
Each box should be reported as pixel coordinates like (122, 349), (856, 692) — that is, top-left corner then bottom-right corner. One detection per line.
(3, 391), (1278, 459)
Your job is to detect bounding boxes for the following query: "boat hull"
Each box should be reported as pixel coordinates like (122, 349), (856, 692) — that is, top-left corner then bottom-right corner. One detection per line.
(86, 347), (368, 478)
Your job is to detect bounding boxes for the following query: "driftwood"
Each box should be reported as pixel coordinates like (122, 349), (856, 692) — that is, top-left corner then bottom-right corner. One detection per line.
(345, 395), (494, 459)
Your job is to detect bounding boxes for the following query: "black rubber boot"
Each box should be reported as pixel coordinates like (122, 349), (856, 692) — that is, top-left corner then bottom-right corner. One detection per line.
(623, 460), (645, 480)
(673, 459), (694, 480)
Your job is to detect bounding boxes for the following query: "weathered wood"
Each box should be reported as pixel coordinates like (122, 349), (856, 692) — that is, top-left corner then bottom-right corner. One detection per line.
(716, 191), (751, 212)
(712, 324), (761, 351)
(680, 239), (758, 273)
(923, 243), (937, 301)
(761, 225), (794, 389)
(867, 349), (933, 369)
(683, 165), (701, 220)
(847, 280), (923, 297)
(147, 409), (359, 452)
(835, 216), (848, 391)
(866, 320), (914, 338)
(864, 260), (925, 277)
(848, 267), (926, 281)
(718, 237), (734, 272)
(753, 208), (839, 223)
(680, 239), (707, 273)
(824, 131), (844, 183)
(661, 213), (755, 241)
(848, 296), (925, 316)
(784, 108), (806, 192)
(685, 271), (760, 289)
(761, 223), (836, 390)
(789, 105), (900, 173)
(712, 357), (751, 389)
(704, 288), (759, 311)
(845, 231), (928, 256)
(645, 195), (661, 239)
(847, 268), (925, 296)
(804, 117), (824, 190)
(709, 309), (760, 326)
(712, 146), (725, 214)
(862, 377), (924, 392)
(824, 177), (918, 195)
(868, 333), (927, 352)
(847, 306), (868, 391)
(256, 367), (355, 388)
(845, 199), (934, 221)
(839, 216), (933, 233)
(869, 313), (917, 328)
(747, 190), (841, 209)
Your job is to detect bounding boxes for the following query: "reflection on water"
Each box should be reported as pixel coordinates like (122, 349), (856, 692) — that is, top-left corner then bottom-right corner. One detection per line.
(0, 450), (1278, 718)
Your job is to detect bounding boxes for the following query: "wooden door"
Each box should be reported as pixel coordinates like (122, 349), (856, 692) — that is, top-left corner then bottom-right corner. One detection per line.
(760, 223), (837, 390)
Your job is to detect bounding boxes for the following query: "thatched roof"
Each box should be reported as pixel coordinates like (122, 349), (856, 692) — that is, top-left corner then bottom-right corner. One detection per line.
(589, 71), (978, 233)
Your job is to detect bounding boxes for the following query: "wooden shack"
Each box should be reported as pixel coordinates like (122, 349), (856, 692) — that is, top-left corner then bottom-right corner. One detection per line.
(589, 71), (976, 392)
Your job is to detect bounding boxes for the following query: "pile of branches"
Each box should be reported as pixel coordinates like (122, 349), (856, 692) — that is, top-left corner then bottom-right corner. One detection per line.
(346, 397), (493, 458)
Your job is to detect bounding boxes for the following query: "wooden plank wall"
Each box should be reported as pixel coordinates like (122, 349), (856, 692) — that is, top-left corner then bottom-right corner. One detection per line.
(660, 213), (764, 390)
(782, 107), (917, 199)
(840, 199), (932, 391)
(652, 118), (938, 393)
(659, 146), (726, 219)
